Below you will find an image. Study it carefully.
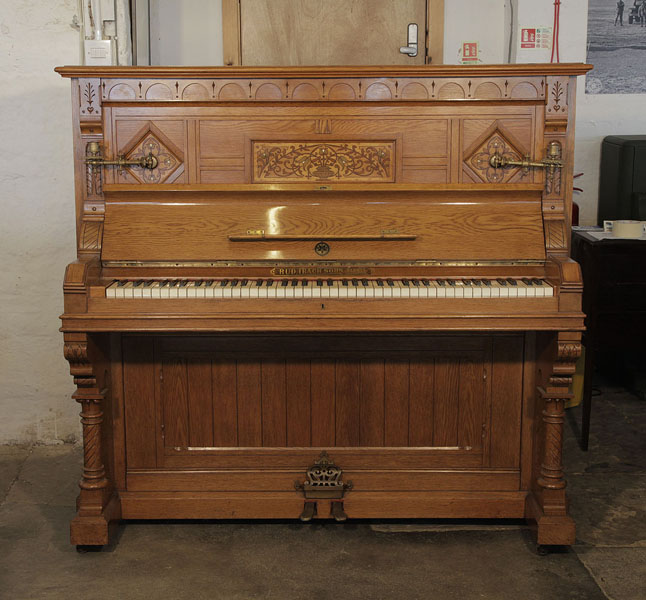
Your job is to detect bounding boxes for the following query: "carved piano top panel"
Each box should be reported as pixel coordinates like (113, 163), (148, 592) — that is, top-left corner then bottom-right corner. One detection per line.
(57, 64), (591, 261)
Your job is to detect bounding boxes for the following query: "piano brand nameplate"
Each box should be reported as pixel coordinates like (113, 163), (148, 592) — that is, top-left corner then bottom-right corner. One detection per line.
(270, 266), (372, 276)
(253, 141), (395, 182)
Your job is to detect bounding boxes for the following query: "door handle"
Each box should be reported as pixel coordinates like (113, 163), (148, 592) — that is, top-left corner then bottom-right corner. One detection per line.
(399, 23), (418, 57)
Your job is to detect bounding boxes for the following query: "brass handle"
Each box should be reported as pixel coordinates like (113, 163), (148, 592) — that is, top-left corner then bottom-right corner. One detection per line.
(85, 141), (159, 170)
(228, 234), (417, 242)
(489, 141), (563, 174)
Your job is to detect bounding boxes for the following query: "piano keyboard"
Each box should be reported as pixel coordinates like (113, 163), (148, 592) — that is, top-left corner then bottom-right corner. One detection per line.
(105, 278), (553, 299)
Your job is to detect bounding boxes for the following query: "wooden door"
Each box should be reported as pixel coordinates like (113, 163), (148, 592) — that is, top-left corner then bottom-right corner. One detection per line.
(238, 0), (428, 65)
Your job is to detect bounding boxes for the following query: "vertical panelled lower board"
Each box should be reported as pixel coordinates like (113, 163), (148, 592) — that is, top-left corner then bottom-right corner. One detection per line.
(457, 358), (485, 451)
(310, 360), (335, 446)
(384, 359), (410, 446)
(160, 358), (189, 448)
(489, 336), (525, 469)
(409, 360), (434, 446)
(186, 360), (213, 447)
(286, 361), (311, 447)
(237, 362), (262, 446)
(520, 332), (537, 491)
(481, 341), (494, 467)
(335, 361), (361, 446)
(122, 336), (157, 468)
(212, 359), (238, 446)
(360, 359), (385, 446)
(433, 359), (460, 446)
(261, 360), (287, 447)
(110, 334), (126, 489)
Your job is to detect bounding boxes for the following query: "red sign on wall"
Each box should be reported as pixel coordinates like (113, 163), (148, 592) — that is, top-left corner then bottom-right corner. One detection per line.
(461, 42), (479, 63)
(521, 28), (536, 48)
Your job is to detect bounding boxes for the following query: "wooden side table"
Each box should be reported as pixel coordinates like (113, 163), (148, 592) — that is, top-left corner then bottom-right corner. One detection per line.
(571, 229), (646, 450)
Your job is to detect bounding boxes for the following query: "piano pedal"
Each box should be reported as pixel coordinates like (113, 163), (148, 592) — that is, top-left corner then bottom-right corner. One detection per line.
(299, 500), (317, 522)
(330, 500), (348, 522)
(295, 451), (353, 523)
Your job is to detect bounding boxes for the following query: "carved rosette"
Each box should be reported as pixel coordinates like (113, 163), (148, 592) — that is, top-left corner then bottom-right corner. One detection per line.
(128, 135), (180, 183)
(253, 141), (394, 182)
(467, 132), (524, 183)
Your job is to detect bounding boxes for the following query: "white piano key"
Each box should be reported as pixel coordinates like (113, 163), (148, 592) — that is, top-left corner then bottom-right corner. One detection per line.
(106, 281), (118, 298)
(267, 283), (278, 298)
(159, 282), (171, 298)
(186, 281), (197, 298)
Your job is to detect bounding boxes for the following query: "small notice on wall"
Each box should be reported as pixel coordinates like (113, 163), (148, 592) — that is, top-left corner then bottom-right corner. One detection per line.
(461, 42), (479, 63)
(520, 27), (553, 49)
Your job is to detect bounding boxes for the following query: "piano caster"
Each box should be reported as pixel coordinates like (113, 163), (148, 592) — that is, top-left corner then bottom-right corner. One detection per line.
(76, 544), (103, 553)
(299, 501), (317, 522)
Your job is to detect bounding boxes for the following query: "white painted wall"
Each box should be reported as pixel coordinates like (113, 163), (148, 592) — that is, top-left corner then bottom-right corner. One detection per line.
(0, 0), (80, 443)
(1, 0), (644, 444)
(444, 0), (646, 225)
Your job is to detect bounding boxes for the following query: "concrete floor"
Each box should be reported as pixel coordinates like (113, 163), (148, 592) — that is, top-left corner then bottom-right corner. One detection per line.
(1, 381), (644, 599)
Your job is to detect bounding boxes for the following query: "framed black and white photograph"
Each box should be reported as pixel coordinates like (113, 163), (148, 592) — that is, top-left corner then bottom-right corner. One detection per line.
(586, 0), (646, 93)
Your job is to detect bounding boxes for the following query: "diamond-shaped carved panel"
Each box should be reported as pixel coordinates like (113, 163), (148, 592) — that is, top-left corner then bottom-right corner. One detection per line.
(465, 130), (524, 184)
(120, 123), (184, 184)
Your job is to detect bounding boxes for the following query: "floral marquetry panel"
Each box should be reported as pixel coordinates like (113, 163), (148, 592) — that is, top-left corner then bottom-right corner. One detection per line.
(252, 141), (395, 183)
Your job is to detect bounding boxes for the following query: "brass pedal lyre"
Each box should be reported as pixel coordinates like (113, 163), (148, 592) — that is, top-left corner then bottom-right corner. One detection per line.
(295, 451), (353, 522)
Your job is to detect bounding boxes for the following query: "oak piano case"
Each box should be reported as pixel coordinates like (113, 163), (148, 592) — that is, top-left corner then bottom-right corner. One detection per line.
(57, 64), (590, 549)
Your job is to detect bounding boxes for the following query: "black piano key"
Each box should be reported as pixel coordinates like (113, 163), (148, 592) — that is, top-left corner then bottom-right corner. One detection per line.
(506, 278), (518, 286)
(266, 279), (274, 287)
(291, 279), (298, 287)
(522, 278), (533, 286)
(317, 279), (323, 286)
(412, 280), (420, 287)
(483, 279), (492, 286)
(402, 279), (410, 286)
(281, 280), (289, 287)
(532, 278), (543, 285)
(342, 280), (349, 287)
(361, 279), (369, 286)
(255, 280), (263, 287)
(497, 278), (508, 286)
(241, 279), (249, 286)
(473, 279), (483, 286)
(352, 279), (359, 287)
(377, 280), (384, 287)
(447, 279), (456, 286)
(231, 280), (239, 287)
(133, 280), (144, 287)
(178, 280), (188, 287)
(463, 279), (472, 286)
(301, 280), (309, 286)
(326, 279), (333, 286)
(220, 280), (229, 287)
(436, 280), (445, 286)
(422, 279), (430, 286)
(387, 279), (394, 286)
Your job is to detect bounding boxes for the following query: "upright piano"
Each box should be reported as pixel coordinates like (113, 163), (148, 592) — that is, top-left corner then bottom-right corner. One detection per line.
(56, 64), (591, 549)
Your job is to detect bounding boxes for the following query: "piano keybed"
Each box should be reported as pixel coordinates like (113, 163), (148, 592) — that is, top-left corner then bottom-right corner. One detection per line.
(105, 277), (554, 299)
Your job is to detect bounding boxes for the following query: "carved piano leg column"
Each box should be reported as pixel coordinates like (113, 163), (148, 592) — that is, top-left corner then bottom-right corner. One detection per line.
(64, 333), (120, 546)
(528, 332), (581, 547)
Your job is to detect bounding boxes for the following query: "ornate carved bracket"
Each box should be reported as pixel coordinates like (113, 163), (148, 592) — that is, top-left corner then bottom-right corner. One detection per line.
(537, 333), (581, 495)
(63, 333), (108, 494)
